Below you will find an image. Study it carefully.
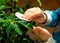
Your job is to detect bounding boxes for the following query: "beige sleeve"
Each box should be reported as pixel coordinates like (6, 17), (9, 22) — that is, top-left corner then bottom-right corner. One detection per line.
(43, 36), (56, 43)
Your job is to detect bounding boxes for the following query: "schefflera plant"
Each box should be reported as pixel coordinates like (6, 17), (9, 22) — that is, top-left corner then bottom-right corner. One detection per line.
(0, 8), (35, 43)
(0, 0), (42, 43)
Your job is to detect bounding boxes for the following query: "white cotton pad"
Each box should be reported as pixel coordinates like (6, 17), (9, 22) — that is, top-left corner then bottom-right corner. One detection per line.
(15, 12), (30, 21)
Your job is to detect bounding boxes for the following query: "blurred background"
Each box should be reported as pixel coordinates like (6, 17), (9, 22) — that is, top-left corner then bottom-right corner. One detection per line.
(17, 0), (60, 10)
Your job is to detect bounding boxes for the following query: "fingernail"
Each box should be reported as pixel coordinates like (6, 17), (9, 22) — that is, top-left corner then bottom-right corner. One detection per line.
(21, 16), (26, 18)
(33, 26), (36, 29)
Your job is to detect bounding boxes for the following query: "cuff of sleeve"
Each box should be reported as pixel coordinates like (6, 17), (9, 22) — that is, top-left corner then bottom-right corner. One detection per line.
(43, 35), (56, 43)
(40, 10), (53, 26)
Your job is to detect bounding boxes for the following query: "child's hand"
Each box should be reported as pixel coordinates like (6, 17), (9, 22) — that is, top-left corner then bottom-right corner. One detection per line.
(26, 26), (51, 42)
(23, 7), (47, 24)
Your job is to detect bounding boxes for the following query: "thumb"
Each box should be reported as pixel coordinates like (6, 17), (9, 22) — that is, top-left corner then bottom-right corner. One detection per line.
(33, 26), (51, 41)
(33, 27), (50, 35)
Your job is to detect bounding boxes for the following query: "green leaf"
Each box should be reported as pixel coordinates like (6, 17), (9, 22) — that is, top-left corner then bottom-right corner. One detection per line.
(35, 38), (41, 43)
(0, 0), (3, 6)
(19, 8), (24, 13)
(13, 0), (18, 2)
(0, 34), (3, 40)
(18, 20), (33, 30)
(15, 0), (18, 2)
(37, 0), (42, 7)
(0, 18), (3, 23)
(6, 22), (23, 36)
(2, 11), (8, 19)
(6, 22), (14, 36)
(30, 22), (39, 26)
(6, 0), (11, 2)
(0, 14), (3, 17)
(7, 13), (15, 20)
(0, 5), (9, 11)
(2, 20), (9, 27)
(14, 23), (23, 35)
(15, 28), (23, 35)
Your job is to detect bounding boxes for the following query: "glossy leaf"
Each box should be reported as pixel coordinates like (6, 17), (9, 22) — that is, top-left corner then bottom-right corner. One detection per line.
(6, 22), (14, 36)
(0, 34), (3, 40)
(19, 8), (24, 13)
(14, 23), (23, 35)
(18, 20), (33, 30)
(2, 20), (9, 27)
(0, 18), (3, 23)
(15, 28), (23, 35)
(0, 5), (10, 11)
(13, 0), (18, 2)
(37, 0), (42, 7)
(0, 0), (3, 6)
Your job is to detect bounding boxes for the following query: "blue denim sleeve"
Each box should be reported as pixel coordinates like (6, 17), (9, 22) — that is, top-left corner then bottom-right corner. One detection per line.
(56, 7), (60, 14)
(55, 7), (60, 21)
(43, 7), (60, 43)
(53, 31), (60, 43)
(44, 10), (58, 27)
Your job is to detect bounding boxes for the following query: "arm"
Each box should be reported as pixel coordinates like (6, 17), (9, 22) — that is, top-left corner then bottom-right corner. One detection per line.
(40, 10), (58, 27)
(41, 7), (60, 27)
(56, 7), (60, 20)
(56, 7), (60, 14)
(42, 11), (57, 43)
(42, 7), (60, 43)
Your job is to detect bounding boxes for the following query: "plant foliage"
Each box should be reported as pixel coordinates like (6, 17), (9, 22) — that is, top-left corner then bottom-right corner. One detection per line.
(0, 0), (42, 43)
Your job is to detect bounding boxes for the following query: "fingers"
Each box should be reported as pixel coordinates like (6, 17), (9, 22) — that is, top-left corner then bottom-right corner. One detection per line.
(26, 30), (37, 41)
(15, 12), (30, 21)
(16, 7), (46, 23)
(24, 7), (44, 21)
(26, 26), (51, 41)
(33, 27), (50, 35)
(32, 27), (51, 41)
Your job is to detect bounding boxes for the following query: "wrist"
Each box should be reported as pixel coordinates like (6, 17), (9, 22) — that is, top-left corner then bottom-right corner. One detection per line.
(39, 11), (53, 26)
(40, 13), (47, 24)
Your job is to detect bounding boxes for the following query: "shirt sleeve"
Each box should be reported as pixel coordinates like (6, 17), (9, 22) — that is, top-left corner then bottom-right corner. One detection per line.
(40, 10), (58, 27)
(56, 7), (60, 14)
(43, 35), (56, 43)
(56, 7), (60, 20)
